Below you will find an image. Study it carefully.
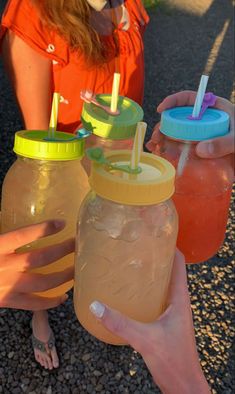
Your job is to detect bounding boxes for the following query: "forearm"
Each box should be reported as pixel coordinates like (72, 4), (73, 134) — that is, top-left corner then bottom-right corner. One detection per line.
(158, 370), (210, 394)
(145, 354), (210, 394)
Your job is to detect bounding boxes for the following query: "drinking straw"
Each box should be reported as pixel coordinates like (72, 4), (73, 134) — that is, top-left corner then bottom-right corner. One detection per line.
(49, 92), (60, 139)
(192, 75), (209, 117)
(177, 75), (209, 176)
(177, 143), (191, 176)
(130, 122), (147, 170)
(110, 73), (120, 113)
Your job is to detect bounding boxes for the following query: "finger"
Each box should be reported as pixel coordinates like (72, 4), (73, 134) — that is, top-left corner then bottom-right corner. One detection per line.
(90, 301), (148, 353)
(214, 97), (235, 119)
(151, 124), (162, 141)
(145, 140), (157, 152)
(167, 250), (190, 307)
(145, 123), (163, 152)
(149, 126), (162, 143)
(12, 267), (74, 293)
(0, 293), (68, 311)
(196, 134), (235, 158)
(13, 238), (75, 271)
(157, 91), (197, 113)
(0, 220), (66, 253)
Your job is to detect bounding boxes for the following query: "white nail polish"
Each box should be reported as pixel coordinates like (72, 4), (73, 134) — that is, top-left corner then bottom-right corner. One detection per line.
(207, 143), (214, 155)
(90, 301), (105, 318)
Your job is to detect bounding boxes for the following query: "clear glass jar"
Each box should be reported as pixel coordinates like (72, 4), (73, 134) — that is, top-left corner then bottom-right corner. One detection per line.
(157, 106), (233, 263)
(1, 130), (90, 297)
(74, 150), (178, 345)
(82, 133), (133, 174)
(81, 94), (143, 174)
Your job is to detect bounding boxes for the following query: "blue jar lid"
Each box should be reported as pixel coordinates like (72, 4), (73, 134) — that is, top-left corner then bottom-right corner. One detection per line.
(160, 106), (229, 141)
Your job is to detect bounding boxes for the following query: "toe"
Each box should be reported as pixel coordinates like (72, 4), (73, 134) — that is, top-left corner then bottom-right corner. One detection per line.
(34, 350), (44, 368)
(44, 356), (50, 370)
(39, 356), (46, 369)
(34, 351), (41, 364)
(51, 347), (59, 369)
(46, 353), (53, 370)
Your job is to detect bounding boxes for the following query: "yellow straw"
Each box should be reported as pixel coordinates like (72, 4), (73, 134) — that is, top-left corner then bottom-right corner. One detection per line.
(49, 92), (60, 138)
(110, 73), (120, 113)
(130, 122), (147, 170)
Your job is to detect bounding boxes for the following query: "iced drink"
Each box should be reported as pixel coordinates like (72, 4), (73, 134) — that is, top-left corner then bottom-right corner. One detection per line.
(1, 130), (90, 297)
(74, 150), (178, 344)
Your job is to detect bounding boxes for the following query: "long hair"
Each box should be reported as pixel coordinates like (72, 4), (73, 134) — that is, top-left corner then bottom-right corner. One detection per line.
(33, 0), (108, 65)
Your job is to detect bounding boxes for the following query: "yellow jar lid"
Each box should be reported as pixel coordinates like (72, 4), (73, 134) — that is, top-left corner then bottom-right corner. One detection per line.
(13, 130), (85, 161)
(89, 150), (175, 205)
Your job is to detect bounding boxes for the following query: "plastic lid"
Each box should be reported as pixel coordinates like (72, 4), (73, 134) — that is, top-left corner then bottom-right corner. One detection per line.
(89, 150), (175, 205)
(14, 130), (85, 161)
(81, 94), (144, 140)
(160, 106), (229, 141)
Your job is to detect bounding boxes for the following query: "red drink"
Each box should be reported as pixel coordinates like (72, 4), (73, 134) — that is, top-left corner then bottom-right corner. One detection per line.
(157, 106), (233, 263)
(172, 156), (232, 262)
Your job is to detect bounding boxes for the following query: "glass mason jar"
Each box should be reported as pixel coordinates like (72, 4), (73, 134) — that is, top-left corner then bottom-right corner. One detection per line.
(81, 94), (143, 174)
(156, 106), (234, 263)
(74, 150), (178, 345)
(1, 130), (90, 297)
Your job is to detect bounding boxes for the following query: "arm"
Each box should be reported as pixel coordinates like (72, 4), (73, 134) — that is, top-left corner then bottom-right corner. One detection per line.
(2, 30), (52, 129)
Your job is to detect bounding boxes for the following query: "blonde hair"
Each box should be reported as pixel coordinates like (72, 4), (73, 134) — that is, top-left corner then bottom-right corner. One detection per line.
(33, 0), (112, 65)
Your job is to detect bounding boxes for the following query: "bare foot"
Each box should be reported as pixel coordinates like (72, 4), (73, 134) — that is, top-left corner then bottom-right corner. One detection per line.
(31, 310), (59, 370)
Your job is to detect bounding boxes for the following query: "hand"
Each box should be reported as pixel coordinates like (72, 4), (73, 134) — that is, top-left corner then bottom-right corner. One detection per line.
(90, 250), (210, 393)
(0, 220), (75, 311)
(146, 90), (234, 158)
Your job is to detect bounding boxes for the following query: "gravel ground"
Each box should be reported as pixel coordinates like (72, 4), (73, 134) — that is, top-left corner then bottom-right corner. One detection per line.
(0, 1), (234, 393)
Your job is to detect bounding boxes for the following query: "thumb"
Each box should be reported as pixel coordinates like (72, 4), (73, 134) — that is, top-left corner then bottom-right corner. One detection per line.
(196, 134), (235, 158)
(90, 301), (147, 352)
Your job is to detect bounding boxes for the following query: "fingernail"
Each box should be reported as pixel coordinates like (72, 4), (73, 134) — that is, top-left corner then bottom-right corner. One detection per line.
(198, 142), (214, 156)
(61, 294), (68, 303)
(207, 143), (214, 155)
(90, 301), (105, 318)
(53, 220), (65, 229)
(145, 141), (152, 149)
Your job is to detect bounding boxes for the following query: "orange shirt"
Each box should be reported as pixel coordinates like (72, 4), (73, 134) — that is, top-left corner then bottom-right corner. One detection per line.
(0, 0), (149, 133)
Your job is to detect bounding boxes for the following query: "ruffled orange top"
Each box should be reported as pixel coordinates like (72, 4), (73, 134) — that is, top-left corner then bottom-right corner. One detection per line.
(0, 0), (149, 133)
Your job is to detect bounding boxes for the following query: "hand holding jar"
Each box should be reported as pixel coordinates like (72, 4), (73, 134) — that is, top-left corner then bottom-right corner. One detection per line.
(147, 91), (234, 263)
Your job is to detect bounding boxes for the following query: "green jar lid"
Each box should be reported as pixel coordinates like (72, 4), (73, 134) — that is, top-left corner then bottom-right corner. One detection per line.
(14, 130), (85, 161)
(81, 94), (144, 140)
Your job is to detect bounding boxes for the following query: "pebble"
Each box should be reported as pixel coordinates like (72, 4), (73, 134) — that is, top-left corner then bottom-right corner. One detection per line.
(82, 353), (91, 362)
(93, 370), (103, 377)
(70, 355), (77, 364)
(115, 371), (124, 380)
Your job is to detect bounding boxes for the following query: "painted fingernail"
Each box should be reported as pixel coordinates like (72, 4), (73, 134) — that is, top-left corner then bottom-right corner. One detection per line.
(207, 143), (214, 155)
(198, 142), (214, 155)
(90, 301), (105, 318)
(145, 141), (152, 149)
